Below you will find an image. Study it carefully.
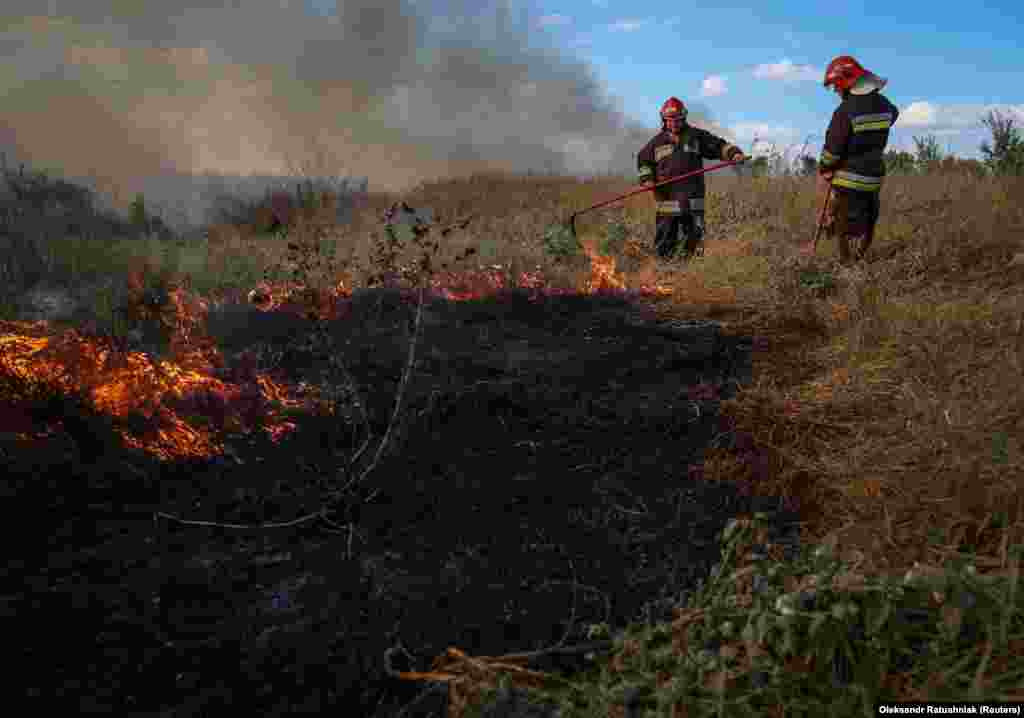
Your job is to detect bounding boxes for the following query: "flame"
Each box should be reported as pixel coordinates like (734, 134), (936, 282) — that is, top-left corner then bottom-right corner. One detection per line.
(584, 254), (627, 293)
(578, 238), (672, 297)
(1, 248), (671, 462)
(0, 276), (313, 461)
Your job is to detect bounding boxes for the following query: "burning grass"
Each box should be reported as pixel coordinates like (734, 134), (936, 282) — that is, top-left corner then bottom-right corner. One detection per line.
(4, 165), (1024, 715)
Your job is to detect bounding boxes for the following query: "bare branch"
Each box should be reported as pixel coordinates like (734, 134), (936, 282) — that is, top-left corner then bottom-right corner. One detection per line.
(154, 509), (326, 530)
(340, 281), (427, 494)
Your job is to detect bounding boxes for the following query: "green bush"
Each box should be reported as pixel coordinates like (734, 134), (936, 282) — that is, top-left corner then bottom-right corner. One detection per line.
(542, 223), (580, 260)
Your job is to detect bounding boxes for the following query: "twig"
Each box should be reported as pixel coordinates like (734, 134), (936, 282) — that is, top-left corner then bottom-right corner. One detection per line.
(340, 281), (426, 494)
(460, 639), (620, 669)
(393, 684), (449, 718)
(154, 509), (325, 530)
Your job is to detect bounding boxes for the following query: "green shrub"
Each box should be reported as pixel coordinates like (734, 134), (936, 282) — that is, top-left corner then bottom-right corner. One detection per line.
(542, 223), (580, 260)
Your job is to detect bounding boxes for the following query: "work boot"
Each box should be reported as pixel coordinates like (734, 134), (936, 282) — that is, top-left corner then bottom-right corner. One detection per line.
(656, 246), (677, 262)
(654, 238), (677, 260)
(679, 234), (703, 262)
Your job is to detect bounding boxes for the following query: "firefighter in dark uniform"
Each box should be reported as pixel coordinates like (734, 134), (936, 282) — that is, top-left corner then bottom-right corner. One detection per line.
(637, 97), (747, 261)
(811, 56), (899, 264)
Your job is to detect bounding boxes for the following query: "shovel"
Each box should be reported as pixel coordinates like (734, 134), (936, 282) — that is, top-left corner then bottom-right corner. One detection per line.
(556, 159), (747, 247)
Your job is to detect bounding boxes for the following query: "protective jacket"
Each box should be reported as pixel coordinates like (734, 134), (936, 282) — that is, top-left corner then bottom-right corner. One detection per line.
(637, 127), (741, 215)
(818, 91), (899, 192)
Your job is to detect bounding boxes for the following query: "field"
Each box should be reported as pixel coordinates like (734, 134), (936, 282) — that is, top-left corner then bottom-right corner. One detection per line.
(3, 164), (1023, 716)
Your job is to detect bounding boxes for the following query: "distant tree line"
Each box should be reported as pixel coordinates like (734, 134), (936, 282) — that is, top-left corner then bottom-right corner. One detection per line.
(765, 109), (1024, 178)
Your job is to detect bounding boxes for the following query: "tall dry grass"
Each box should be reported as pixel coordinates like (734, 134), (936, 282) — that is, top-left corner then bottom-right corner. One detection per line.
(687, 171), (1024, 584)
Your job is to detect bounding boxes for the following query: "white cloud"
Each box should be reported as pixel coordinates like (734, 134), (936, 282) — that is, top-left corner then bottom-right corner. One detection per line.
(729, 122), (806, 153)
(752, 59), (820, 83)
(895, 101), (1024, 132)
(701, 74), (727, 97)
(896, 101), (938, 128)
(608, 19), (648, 32)
(537, 14), (571, 28)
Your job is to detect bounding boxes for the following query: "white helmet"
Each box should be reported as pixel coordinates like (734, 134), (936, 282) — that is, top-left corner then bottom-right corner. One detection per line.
(849, 72), (887, 95)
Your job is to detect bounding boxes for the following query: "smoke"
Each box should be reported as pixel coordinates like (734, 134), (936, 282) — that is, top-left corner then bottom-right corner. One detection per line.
(1, 1), (729, 215)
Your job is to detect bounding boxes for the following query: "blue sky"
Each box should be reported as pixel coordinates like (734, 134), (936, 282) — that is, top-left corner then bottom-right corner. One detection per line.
(526, 0), (1023, 160)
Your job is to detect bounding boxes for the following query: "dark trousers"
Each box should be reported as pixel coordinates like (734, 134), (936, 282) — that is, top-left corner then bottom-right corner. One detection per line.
(829, 188), (881, 263)
(654, 212), (704, 260)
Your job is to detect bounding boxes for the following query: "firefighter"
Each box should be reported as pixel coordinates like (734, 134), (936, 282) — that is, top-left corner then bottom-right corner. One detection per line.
(809, 56), (899, 264)
(637, 97), (747, 261)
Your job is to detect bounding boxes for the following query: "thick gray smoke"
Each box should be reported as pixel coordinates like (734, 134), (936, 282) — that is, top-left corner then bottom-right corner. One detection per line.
(0, 1), (730, 226)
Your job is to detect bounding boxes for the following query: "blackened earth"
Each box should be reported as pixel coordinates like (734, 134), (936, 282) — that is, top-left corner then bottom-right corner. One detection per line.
(5, 287), (801, 716)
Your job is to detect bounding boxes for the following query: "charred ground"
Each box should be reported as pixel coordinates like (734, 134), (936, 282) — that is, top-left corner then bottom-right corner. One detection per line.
(6, 285), (801, 716)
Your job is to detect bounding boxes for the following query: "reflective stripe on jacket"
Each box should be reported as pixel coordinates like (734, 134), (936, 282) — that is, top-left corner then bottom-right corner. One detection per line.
(655, 198), (705, 214)
(832, 170), (883, 192)
(818, 91), (899, 193)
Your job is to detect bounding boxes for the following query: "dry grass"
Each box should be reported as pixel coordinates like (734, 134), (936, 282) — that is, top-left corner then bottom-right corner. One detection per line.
(5, 163), (1023, 713)
(700, 173), (1024, 584)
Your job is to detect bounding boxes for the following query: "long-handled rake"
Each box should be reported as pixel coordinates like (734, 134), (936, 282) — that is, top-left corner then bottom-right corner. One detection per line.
(806, 183), (834, 256)
(562, 159), (747, 243)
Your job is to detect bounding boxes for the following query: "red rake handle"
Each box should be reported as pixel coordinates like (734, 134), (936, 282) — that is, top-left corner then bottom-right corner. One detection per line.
(569, 159), (745, 231)
(811, 184), (834, 253)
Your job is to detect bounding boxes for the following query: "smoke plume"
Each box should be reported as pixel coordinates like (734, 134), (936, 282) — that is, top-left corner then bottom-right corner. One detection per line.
(1, 1), (730, 222)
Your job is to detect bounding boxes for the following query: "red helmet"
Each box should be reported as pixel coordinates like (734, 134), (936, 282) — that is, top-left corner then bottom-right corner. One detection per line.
(823, 55), (868, 92)
(660, 97), (687, 130)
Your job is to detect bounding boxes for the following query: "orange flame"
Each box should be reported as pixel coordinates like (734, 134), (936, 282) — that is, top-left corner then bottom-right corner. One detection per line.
(582, 247), (627, 293)
(0, 275), (313, 461)
(579, 238), (672, 296)
(1, 249), (670, 462)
